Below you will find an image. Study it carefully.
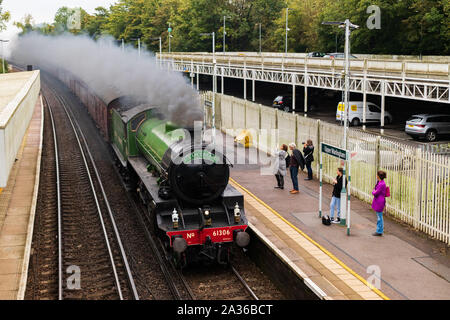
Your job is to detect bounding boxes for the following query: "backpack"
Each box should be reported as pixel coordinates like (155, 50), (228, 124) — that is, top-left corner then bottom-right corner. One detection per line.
(386, 186), (390, 198)
(322, 215), (331, 226)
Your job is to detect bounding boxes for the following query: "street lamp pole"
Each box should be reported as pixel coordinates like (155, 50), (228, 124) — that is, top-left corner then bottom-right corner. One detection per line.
(212, 31), (216, 144)
(138, 38), (141, 56)
(259, 23), (262, 54)
(322, 19), (359, 229)
(223, 16), (226, 53)
(200, 32), (217, 144)
(130, 38), (141, 56)
(285, 8), (290, 54)
(0, 40), (9, 74)
(168, 22), (172, 53)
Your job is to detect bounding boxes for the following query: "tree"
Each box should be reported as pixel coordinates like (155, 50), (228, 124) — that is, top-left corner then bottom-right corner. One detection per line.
(54, 6), (90, 35)
(85, 7), (110, 38)
(0, 0), (10, 31)
(14, 14), (35, 35)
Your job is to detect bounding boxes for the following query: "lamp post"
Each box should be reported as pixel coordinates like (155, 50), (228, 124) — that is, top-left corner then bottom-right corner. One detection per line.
(168, 23), (173, 53)
(223, 16), (230, 53)
(322, 19), (359, 227)
(200, 32), (216, 144)
(150, 37), (162, 65)
(130, 38), (141, 56)
(0, 40), (9, 74)
(285, 8), (290, 54)
(257, 23), (262, 54)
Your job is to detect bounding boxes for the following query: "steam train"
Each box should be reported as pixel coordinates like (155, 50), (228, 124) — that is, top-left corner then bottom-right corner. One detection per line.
(106, 96), (250, 267)
(52, 69), (250, 267)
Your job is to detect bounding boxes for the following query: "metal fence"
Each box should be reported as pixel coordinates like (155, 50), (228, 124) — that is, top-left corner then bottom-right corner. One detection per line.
(200, 92), (450, 244)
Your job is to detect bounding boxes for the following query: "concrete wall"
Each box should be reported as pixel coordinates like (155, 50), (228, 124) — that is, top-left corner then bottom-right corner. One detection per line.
(0, 71), (40, 187)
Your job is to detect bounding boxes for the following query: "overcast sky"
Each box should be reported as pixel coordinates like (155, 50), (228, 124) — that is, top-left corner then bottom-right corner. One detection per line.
(1, 0), (117, 41)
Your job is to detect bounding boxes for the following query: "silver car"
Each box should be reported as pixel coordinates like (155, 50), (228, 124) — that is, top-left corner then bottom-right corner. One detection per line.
(405, 114), (450, 142)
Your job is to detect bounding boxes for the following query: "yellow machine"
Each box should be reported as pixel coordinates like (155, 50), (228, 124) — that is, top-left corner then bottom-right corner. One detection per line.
(234, 129), (253, 148)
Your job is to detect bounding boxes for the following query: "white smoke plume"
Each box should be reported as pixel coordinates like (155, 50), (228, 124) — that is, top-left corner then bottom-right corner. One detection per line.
(8, 33), (203, 127)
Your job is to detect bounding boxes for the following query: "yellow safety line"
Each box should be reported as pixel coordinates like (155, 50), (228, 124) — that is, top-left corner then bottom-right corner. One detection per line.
(230, 177), (390, 300)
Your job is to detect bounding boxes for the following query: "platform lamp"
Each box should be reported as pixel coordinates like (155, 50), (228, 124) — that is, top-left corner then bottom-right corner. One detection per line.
(285, 8), (291, 54)
(200, 32), (216, 144)
(150, 37), (162, 65)
(222, 15), (231, 53)
(168, 22), (173, 53)
(322, 19), (359, 226)
(0, 40), (9, 74)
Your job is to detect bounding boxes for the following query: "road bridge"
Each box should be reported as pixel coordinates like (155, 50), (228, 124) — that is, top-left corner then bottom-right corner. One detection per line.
(159, 52), (450, 132)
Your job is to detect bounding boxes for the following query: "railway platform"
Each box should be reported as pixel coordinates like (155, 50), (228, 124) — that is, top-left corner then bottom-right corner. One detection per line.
(230, 165), (450, 300)
(0, 71), (42, 300)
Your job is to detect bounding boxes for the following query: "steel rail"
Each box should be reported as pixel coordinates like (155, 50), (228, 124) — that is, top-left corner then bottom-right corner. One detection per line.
(43, 95), (63, 300)
(231, 266), (259, 300)
(46, 87), (125, 300)
(55, 91), (140, 300)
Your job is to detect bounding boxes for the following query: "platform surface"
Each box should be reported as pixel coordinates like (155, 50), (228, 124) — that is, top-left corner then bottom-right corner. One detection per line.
(230, 163), (450, 300)
(0, 72), (37, 122)
(0, 96), (42, 299)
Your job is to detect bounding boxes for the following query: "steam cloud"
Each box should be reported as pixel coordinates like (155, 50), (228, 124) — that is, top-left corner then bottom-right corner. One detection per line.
(8, 33), (203, 127)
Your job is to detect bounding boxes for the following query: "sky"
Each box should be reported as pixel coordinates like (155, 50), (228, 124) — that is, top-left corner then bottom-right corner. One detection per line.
(0, 0), (117, 44)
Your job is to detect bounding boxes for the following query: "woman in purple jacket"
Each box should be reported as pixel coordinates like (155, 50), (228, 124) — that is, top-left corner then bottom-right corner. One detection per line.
(372, 170), (387, 236)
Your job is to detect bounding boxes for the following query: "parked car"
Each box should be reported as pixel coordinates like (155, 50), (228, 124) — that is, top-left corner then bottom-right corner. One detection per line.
(336, 101), (393, 126)
(272, 94), (317, 113)
(324, 53), (357, 59)
(307, 52), (326, 58)
(405, 114), (450, 142)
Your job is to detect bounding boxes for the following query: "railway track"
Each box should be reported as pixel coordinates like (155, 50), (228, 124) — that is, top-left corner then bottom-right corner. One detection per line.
(25, 69), (285, 300)
(26, 85), (139, 300)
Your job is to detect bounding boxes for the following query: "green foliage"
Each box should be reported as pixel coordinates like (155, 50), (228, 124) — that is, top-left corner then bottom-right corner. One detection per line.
(0, 0), (10, 31)
(0, 58), (8, 73)
(11, 0), (450, 55)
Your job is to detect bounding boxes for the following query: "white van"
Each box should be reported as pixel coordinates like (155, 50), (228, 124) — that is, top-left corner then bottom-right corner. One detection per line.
(336, 101), (393, 126)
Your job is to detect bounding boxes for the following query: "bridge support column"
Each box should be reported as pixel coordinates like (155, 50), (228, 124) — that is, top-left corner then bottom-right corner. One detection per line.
(244, 62), (247, 100)
(196, 70), (199, 91)
(362, 60), (367, 130)
(221, 67), (224, 94)
(304, 64), (308, 117)
(380, 80), (385, 135)
(191, 61), (194, 89)
(252, 70), (255, 102)
(292, 73), (296, 114)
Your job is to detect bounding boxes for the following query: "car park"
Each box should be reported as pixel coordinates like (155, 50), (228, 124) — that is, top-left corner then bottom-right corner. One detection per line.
(405, 114), (450, 142)
(336, 101), (393, 126)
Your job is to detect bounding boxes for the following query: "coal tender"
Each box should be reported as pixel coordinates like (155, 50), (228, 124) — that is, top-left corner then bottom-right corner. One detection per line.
(109, 99), (250, 267)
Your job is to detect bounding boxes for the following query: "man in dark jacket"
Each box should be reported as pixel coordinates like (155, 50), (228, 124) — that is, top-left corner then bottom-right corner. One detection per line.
(330, 167), (347, 223)
(288, 143), (305, 194)
(303, 139), (314, 180)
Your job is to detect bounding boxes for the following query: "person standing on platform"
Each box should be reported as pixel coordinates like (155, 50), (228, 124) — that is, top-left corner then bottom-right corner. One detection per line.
(372, 170), (387, 236)
(303, 139), (314, 180)
(288, 143), (305, 194)
(273, 144), (288, 189)
(330, 167), (346, 223)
